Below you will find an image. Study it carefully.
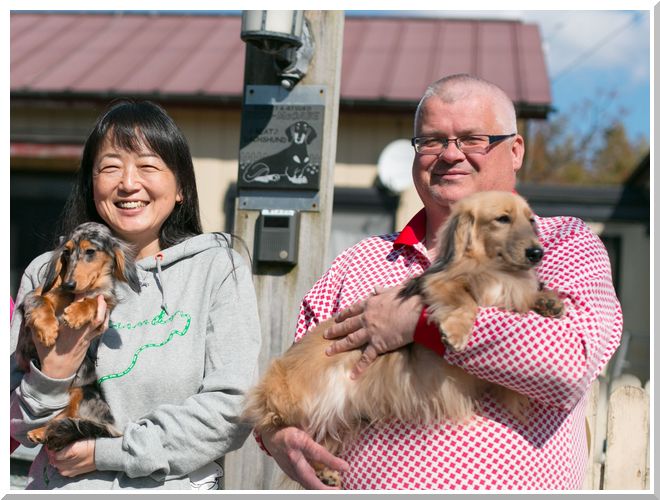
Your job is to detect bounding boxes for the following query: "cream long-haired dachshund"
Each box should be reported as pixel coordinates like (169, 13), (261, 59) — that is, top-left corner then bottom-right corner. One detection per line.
(242, 191), (564, 487)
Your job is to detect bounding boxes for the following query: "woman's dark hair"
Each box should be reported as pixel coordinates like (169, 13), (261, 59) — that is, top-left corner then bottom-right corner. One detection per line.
(58, 100), (203, 248)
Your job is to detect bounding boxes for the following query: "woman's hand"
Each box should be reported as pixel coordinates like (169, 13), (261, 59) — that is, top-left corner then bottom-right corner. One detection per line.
(35, 295), (109, 379)
(261, 427), (349, 490)
(324, 286), (423, 378)
(47, 439), (97, 477)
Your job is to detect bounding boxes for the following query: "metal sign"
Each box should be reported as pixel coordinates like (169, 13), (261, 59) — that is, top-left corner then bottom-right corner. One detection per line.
(238, 85), (325, 191)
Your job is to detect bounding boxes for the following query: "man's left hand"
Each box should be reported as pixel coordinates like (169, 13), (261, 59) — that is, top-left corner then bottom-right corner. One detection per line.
(47, 439), (97, 477)
(324, 285), (423, 378)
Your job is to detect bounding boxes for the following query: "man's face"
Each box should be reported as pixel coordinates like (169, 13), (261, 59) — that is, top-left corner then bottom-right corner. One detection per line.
(412, 92), (524, 212)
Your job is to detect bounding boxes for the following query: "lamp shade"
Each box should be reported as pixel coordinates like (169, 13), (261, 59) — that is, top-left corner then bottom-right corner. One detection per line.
(241, 10), (304, 54)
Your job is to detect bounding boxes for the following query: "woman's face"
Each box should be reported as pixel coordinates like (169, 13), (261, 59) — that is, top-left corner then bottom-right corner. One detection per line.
(92, 134), (182, 259)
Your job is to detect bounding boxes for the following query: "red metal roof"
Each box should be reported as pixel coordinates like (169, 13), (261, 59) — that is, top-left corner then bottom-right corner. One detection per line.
(11, 12), (551, 113)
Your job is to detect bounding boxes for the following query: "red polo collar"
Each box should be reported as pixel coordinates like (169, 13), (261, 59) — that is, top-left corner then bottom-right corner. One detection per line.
(393, 208), (426, 248)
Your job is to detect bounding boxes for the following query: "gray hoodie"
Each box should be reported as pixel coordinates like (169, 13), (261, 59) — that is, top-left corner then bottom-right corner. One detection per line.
(10, 233), (262, 489)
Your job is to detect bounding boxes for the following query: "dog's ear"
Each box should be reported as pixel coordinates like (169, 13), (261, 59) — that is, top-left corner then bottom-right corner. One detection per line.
(305, 124), (317, 144)
(285, 122), (295, 142)
(440, 209), (475, 262)
(421, 213), (462, 276)
(42, 247), (65, 293)
(433, 213), (460, 270)
(398, 276), (423, 299)
(114, 246), (141, 293)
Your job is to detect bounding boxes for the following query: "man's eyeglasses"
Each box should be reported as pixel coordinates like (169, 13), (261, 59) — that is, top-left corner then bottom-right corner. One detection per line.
(411, 133), (516, 156)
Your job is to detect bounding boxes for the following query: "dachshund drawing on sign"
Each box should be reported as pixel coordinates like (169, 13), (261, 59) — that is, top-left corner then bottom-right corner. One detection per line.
(242, 121), (319, 185)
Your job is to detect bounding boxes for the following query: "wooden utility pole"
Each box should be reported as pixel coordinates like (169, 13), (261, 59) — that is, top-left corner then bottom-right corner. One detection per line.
(224, 11), (344, 490)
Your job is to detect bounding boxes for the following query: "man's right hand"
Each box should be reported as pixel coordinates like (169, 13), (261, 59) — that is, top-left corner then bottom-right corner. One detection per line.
(261, 426), (350, 490)
(324, 285), (423, 378)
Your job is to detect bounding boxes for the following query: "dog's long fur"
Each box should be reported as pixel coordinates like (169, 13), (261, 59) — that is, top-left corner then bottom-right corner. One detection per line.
(242, 191), (564, 487)
(16, 222), (141, 451)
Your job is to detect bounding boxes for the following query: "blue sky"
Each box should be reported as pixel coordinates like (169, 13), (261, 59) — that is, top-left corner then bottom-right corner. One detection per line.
(348, 9), (651, 143)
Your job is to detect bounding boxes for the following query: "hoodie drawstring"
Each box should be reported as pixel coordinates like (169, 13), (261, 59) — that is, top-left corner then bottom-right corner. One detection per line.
(155, 253), (169, 315)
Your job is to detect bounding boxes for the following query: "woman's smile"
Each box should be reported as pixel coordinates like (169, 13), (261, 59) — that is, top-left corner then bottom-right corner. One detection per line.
(115, 200), (149, 210)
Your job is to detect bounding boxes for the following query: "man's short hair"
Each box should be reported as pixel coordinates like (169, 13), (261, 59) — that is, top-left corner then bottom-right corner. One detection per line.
(414, 74), (518, 134)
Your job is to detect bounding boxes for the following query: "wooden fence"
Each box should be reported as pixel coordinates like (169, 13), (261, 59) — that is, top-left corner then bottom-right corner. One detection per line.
(582, 375), (650, 490)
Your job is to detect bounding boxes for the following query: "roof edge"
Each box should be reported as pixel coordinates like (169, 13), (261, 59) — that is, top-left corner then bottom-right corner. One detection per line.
(10, 90), (244, 107)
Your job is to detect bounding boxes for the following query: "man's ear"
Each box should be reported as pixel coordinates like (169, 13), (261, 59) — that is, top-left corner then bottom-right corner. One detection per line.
(511, 134), (525, 173)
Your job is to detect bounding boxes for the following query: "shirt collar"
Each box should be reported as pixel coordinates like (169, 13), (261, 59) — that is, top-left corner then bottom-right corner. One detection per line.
(393, 208), (427, 248)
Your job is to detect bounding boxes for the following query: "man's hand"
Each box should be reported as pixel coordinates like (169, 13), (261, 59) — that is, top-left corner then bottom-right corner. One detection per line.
(47, 439), (97, 477)
(324, 285), (423, 378)
(35, 295), (109, 379)
(261, 427), (349, 490)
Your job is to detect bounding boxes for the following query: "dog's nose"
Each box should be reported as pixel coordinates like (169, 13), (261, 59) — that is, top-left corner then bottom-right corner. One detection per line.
(525, 247), (544, 264)
(62, 280), (77, 291)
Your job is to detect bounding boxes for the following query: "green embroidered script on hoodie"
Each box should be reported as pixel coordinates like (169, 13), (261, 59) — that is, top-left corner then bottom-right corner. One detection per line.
(97, 309), (191, 385)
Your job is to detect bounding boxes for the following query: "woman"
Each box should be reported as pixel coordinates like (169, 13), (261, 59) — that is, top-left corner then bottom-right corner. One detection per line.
(9, 101), (262, 489)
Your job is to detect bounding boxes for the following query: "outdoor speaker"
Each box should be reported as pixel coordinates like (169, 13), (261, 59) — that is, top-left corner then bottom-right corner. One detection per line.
(254, 209), (300, 265)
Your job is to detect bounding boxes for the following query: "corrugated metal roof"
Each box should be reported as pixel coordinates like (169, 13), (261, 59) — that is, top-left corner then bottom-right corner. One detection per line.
(11, 12), (551, 114)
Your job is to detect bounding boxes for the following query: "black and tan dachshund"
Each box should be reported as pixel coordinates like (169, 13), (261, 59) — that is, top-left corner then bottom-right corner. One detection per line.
(16, 222), (140, 451)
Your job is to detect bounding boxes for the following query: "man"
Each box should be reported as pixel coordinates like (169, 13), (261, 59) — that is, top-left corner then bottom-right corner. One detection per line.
(259, 74), (622, 489)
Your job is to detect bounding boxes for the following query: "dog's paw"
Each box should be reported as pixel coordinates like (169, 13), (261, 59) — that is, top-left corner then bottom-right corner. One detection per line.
(27, 427), (47, 445)
(314, 465), (342, 488)
(439, 319), (472, 352)
(61, 310), (85, 329)
(62, 302), (94, 329)
(442, 332), (470, 352)
(32, 323), (59, 347)
(27, 313), (60, 347)
(533, 290), (564, 318)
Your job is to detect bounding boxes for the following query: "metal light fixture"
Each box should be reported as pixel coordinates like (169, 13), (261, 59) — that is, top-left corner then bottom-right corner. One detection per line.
(241, 10), (304, 54)
(241, 10), (313, 89)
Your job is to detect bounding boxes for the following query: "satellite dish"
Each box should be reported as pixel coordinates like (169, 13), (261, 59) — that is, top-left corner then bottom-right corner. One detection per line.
(377, 139), (415, 194)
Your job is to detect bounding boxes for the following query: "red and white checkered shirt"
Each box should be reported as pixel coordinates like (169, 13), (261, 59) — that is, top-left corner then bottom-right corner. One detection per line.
(295, 209), (622, 490)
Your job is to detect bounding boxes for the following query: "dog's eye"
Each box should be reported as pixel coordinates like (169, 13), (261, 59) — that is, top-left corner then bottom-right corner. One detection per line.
(495, 215), (511, 224)
(85, 248), (96, 256)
